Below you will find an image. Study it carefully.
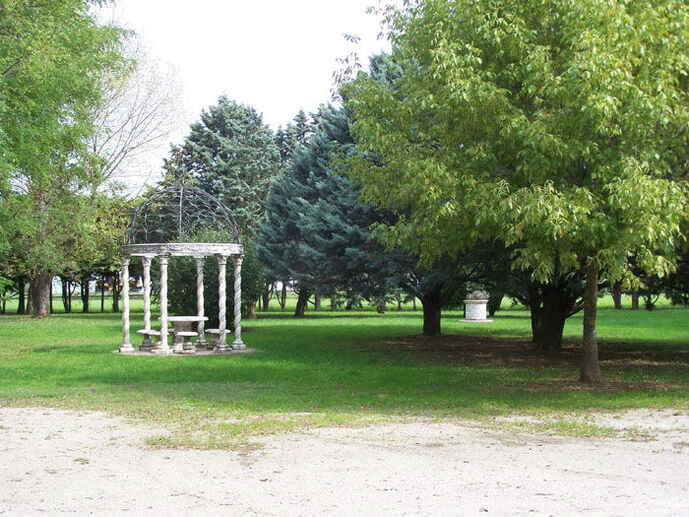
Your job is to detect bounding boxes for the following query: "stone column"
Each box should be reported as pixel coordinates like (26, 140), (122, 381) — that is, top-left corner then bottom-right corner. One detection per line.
(154, 255), (171, 355)
(119, 256), (134, 353)
(194, 256), (207, 348)
(232, 256), (245, 349)
(214, 255), (229, 353)
(140, 255), (154, 352)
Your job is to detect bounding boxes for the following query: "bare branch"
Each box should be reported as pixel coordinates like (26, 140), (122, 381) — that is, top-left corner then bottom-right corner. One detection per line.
(85, 35), (184, 193)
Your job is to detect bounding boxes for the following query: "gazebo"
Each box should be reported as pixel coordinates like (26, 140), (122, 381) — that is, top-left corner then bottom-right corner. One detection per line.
(117, 186), (244, 355)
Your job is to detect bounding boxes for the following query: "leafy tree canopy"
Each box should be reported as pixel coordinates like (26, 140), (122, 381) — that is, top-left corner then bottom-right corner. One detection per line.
(345, 0), (689, 284)
(0, 0), (127, 316)
(344, 0), (689, 379)
(0, 0), (126, 188)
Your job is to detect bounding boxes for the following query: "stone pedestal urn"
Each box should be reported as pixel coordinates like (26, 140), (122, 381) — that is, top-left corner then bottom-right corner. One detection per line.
(462, 290), (491, 322)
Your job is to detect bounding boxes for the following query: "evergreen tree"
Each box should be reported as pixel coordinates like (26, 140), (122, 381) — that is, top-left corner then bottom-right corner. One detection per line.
(274, 109), (315, 166)
(258, 106), (396, 316)
(163, 96), (280, 234)
(260, 102), (487, 330)
(289, 110), (312, 147)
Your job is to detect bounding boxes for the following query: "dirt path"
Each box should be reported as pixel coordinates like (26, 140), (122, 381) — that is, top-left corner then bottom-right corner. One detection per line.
(2, 407), (688, 516)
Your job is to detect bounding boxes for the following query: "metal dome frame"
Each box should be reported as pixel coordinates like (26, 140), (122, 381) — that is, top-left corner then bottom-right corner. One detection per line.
(118, 185), (244, 356)
(124, 185), (241, 246)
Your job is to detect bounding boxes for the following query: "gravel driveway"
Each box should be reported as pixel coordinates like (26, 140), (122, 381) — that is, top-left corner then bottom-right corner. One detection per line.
(2, 407), (688, 516)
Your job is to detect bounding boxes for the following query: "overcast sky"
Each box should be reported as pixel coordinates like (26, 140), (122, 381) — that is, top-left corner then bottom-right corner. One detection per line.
(102, 1), (391, 190)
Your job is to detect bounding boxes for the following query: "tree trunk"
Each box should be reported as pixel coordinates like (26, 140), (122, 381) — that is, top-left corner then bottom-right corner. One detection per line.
(261, 284), (271, 312)
(419, 286), (443, 336)
(611, 285), (622, 310)
(535, 284), (571, 352)
(81, 275), (90, 313)
(61, 276), (71, 313)
(314, 294), (321, 311)
(529, 280), (579, 353)
(26, 285), (32, 315)
(279, 283), (287, 311)
(330, 295), (337, 311)
(377, 300), (386, 314)
(112, 272), (120, 313)
(421, 297), (442, 336)
(30, 273), (52, 318)
(17, 279), (26, 314)
(487, 291), (504, 317)
(630, 290), (639, 310)
(580, 260), (601, 383)
(100, 274), (105, 313)
(412, 297), (416, 311)
(294, 289), (309, 317)
(49, 281), (54, 314)
(536, 305), (567, 352)
(529, 285), (543, 345)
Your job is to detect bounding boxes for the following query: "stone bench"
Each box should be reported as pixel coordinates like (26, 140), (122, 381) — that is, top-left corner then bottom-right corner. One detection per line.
(205, 328), (235, 352)
(205, 329), (220, 349)
(175, 331), (198, 354)
(137, 329), (160, 352)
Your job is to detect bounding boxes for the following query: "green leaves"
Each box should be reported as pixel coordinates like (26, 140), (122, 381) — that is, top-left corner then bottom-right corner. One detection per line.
(345, 0), (689, 282)
(0, 0), (127, 282)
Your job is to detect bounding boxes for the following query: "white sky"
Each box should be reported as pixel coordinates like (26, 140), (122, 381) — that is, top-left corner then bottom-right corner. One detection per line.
(102, 1), (391, 191)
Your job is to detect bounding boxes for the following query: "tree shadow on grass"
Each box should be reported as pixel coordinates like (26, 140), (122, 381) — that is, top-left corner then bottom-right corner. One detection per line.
(51, 331), (687, 416)
(357, 334), (689, 387)
(255, 312), (423, 320)
(33, 345), (101, 354)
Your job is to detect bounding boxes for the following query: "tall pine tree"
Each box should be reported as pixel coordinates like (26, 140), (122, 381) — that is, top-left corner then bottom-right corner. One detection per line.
(258, 106), (395, 316)
(164, 96), (280, 234)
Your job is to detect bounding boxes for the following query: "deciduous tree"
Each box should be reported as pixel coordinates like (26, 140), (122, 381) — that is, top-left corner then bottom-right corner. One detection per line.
(0, 0), (126, 317)
(345, 0), (689, 381)
(86, 39), (182, 192)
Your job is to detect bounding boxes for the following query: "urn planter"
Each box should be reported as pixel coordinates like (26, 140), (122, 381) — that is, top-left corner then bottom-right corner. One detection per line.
(462, 298), (492, 323)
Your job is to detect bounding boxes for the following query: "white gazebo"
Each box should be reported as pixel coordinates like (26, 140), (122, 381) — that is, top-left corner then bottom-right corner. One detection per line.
(117, 186), (244, 355)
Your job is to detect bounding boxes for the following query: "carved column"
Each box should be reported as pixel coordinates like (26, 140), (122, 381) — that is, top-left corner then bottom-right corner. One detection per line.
(140, 255), (154, 352)
(154, 255), (171, 355)
(194, 256), (207, 348)
(119, 256), (134, 353)
(232, 255), (245, 349)
(214, 255), (229, 352)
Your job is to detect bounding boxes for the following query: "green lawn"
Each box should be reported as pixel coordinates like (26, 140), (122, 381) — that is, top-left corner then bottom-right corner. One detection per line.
(0, 296), (687, 448)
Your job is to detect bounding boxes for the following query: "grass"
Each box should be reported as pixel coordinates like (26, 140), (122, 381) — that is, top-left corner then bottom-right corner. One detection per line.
(0, 295), (687, 448)
(493, 418), (621, 439)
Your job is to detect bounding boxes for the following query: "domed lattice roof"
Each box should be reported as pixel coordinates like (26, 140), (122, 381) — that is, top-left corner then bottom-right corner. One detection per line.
(125, 186), (240, 245)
